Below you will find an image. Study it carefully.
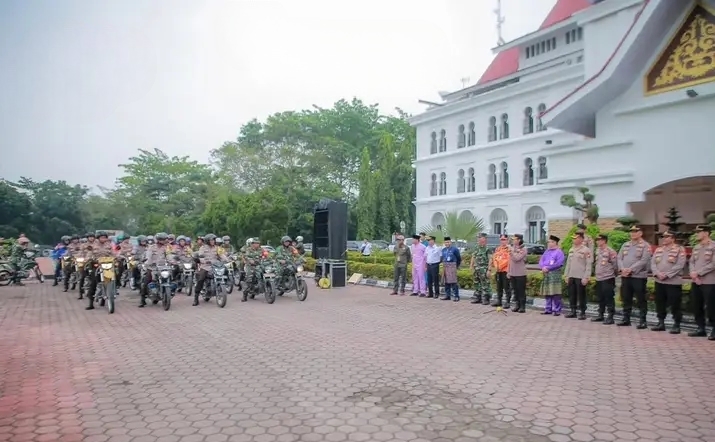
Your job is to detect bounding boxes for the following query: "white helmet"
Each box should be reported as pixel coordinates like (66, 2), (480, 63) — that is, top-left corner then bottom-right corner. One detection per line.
(246, 238), (252, 246)
(296, 236), (303, 242)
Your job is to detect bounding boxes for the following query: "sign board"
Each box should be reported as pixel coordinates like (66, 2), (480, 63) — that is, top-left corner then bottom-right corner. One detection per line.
(348, 273), (363, 284)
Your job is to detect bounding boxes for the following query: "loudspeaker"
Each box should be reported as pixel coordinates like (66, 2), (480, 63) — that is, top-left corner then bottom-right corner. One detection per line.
(312, 200), (348, 260)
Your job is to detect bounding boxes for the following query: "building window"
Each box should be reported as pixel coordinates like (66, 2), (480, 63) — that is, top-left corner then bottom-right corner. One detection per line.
(567, 27), (583, 44)
(552, 37), (556, 49)
(439, 129), (447, 152)
(538, 156), (548, 180)
(577, 27), (583, 41)
(430, 173), (437, 196)
(523, 107), (534, 134)
(457, 125), (466, 148)
(430, 131), (437, 154)
(457, 169), (465, 193)
(499, 113), (509, 140)
(487, 164), (497, 190)
(524, 158), (534, 186)
(488, 116), (497, 142)
(468, 122), (476, 146)
(439, 172), (447, 195)
(526, 47), (531, 58)
(536, 103), (547, 131)
(499, 161), (509, 189)
(467, 167), (475, 192)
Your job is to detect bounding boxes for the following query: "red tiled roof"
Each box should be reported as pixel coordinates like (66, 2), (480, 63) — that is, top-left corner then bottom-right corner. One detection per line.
(477, 0), (592, 84)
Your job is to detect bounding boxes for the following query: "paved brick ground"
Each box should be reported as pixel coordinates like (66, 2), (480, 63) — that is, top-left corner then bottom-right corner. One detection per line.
(1, 283), (715, 442)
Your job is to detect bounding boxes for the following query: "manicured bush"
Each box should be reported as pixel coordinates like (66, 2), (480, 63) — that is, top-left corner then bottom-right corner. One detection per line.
(560, 224), (600, 253)
(347, 250), (541, 266)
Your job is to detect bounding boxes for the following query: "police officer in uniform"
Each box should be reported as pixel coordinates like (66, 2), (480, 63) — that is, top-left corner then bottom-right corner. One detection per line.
(617, 225), (652, 329)
(592, 234), (618, 324)
(63, 235), (82, 293)
(650, 230), (686, 334)
(688, 225), (715, 340)
(85, 231), (115, 310)
(139, 232), (171, 307)
(564, 232), (593, 320)
(193, 234), (228, 306)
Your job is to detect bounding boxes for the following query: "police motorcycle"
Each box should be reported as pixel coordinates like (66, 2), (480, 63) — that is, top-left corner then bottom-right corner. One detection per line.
(257, 259), (278, 305)
(142, 258), (176, 311)
(94, 256), (118, 314)
(179, 258), (195, 297)
(0, 245), (45, 286)
(277, 258), (308, 302)
(241, 254), (268, 302)
(194, 251), (228, 308)
(224, 253), (239, 294)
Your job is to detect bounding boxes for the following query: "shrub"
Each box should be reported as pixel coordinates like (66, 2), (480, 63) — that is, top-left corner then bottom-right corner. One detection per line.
(560, 224), (600, 253)
(347, 251), (541, 266)
(607, 230), (630, 253)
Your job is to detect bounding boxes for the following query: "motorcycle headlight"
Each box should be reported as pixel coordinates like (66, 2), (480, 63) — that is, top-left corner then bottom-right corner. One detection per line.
(160, 270), (170, 278)
(296, 265), (304, 272)
(183, 263), (192, 269)
(215, 268), (225, 276)
(76, 258), (85, 263)
(100, 263), (113, 270)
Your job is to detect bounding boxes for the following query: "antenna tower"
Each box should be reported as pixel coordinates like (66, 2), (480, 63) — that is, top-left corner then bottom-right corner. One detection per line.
(494, 0), (506, 46)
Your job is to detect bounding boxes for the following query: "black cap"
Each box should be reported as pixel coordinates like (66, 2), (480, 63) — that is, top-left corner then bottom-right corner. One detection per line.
(576, 223), (587, 230)
(695, 224), (712, 233)
(549, 235), (560, 243)
(412, 234), (421, 240)
(629, 225), (642, 232)
(596, 234), (608, 241)
(513, 234), (523, 239)
(443, 236), (451, 241)
(428, 236), (436, 241)
(419, 232), (426, 236)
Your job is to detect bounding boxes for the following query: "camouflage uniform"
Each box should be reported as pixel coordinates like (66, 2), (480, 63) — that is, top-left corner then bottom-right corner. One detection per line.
(242, 246), (265, 301)
(470, 245), (492, 304)
(63, 241), (83, 292)
(274, 244), (298, 288)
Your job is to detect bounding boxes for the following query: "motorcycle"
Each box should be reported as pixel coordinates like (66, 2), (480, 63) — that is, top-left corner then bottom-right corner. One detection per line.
(180, 261), (195, 296)
(200, 262), (228, 308)
(74, 257), (91, 293)
(224, 255), (238, 294)
(0, 248), (45, 286)
(258, 261), (278, 304)
(279, 262), (308, 301)
(95, 257), (117, 314)
(143, 263), (175, 310)
(125, 256), (138, 290)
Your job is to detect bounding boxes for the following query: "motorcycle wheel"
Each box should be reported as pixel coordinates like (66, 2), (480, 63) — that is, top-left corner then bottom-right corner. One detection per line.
(296, 278), (308, 302)
(187, 276), (194, 296)
(215, 284), (227, 308)
(0, 270), (11, 286)
(265, 281), (276, 305)
(106, 281), (116, 314)
(162, 287), (171, 311)
(225, 277), (234, 294)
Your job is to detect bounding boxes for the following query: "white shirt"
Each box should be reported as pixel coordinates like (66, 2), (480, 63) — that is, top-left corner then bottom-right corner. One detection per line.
(360, 242), (372, 256)
(425, 245), (442, 264)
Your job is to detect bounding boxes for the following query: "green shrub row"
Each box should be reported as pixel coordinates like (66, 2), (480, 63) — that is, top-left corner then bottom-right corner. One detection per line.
(347, 251), (541, 266)
(305, 257), (696, 313)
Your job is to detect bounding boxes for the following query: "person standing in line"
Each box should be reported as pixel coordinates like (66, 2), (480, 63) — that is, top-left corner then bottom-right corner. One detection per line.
(508, 234), (528, 313)
(425, 236), (442, 299)
(576, 223), (594, 252)
(390, 235), (411, 296)
(688, 225), (715, 340)
(617, 225), (652, 329)
(592, 234), (618, 325)
(410, 235), (427, 297)
(539, 235), (566, 316)
(360, 239), (372, 257)
(440, 237), (462, 302)
(469, 233), (492, 305)
(650, 230), (686, 334)
(420, 232), (429, 285)
(564, 232), (593, 320)
(491, 235), (511, 307)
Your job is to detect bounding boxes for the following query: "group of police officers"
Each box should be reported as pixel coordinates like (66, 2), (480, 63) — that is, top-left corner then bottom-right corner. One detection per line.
(50, 231), (305, 310)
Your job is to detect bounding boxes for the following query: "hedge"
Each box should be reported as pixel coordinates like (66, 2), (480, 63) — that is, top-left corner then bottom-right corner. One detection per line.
(305, 257), (695, 313)
(347, 251), (541, 266)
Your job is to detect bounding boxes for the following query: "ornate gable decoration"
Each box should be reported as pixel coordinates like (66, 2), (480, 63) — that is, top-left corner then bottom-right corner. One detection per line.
(645, 2), (715, 96)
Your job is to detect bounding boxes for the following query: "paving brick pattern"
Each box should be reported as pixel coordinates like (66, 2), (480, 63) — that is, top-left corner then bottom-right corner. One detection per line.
(1, 283), (715, 442)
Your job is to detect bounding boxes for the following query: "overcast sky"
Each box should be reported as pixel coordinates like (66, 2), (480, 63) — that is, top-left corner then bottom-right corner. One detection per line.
(0, 0), (556, 189)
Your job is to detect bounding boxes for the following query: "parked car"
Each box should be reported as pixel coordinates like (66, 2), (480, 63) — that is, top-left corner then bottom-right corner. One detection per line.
(370, 240), (390, 250)
(346, 241), (361, 251)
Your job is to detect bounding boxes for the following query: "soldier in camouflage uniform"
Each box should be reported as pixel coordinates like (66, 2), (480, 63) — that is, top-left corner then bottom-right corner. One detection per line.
(470, 233), (493, 304)
(63, 235), (82, 293)
(275, 235), (299, 293)
(193, 233), (228, 306)
(242, 238), (265, 301)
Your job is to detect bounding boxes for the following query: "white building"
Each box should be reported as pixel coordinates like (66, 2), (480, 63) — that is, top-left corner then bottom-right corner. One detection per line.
(411, 0), (715, 243)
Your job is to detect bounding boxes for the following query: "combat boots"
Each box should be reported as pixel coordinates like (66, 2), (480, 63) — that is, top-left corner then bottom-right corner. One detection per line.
(617, 312), (631, 326)
(636, 316), (648, 330)
(603, 311), (615, 325)
(591, 311), (605, 322)
(651, 320), (666, 331)
(688, 327), (707, 337)
(708, 328), (715, 341)
(669, 322), (681, 334)
(565, 309), (577, 319)
(471, 294), (482, 304)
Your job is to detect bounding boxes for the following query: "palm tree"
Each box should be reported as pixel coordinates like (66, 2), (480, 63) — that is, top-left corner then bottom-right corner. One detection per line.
(419, 210), (485, 243)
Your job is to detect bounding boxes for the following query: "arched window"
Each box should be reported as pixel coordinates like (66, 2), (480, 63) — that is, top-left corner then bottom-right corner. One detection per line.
(430, 131), (438, 154)
(499, 113), (509, 140)
(488, 117), (497, 142)
(523, 107), (534, 135)
(536, 104), (547, 131)
(457, 169), (465, 193)
(439, 172), (447, 195)
(468, 122), (476, 146)
(499, 161), (509, 189)
(457, 125), (466, 148)
(487, 164), (497, 190)
(523, 158), (534, 186)
(430, 173), (437, 196)
(467, 167), (476, 192)
(538, 156), (548, 180)
(439, 130), (447, 152)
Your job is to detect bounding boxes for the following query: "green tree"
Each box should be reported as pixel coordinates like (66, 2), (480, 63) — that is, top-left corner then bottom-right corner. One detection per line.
(355, 148), (376, 240)
(0, 179), (34, 238)
(419, 211), (485, 243)
(560, 187), (599, 224)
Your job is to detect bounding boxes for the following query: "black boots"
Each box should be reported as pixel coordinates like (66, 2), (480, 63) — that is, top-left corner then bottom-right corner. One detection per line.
(192, 294), (199, 306)
(617, 313), (631, 326)
(709, 328), (715, 341)
(471, 294), (482, 304)
(592, 312), (604, 322)
(636, 318), (648, 329)
(565, 309), (577, 319)
(85, 296), (94, 310)
(651, 320), (666, 332)
(689, 327), (707, 337)
(603, 313), (615, 325)
(669, 323), (681, 334)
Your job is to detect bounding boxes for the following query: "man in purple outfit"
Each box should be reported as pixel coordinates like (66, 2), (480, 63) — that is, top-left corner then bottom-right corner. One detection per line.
(539, 235), (566, 315)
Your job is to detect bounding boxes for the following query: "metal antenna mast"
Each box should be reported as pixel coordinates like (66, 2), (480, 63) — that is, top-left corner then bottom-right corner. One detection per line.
(494, 0), (506, 46)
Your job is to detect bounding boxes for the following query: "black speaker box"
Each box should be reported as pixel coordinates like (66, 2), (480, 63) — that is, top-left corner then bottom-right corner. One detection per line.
(312, 201), (348, 260)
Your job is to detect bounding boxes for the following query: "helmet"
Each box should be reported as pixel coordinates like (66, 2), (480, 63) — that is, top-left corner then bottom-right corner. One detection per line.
(137, 235), (147, 243)
(168, 234), (175, 241)
(222, 235), (230, 242)
(97, 231), (108, 238)
(116, 233), (126, 241)
(204, 234), (217, 241)
(296, 236), (303, 242)
(281, 236), (292, 243)
(80, 238), (88, 243)
(177, 235), (185, 242)
(216, 237), (224, 244)
(246, 238), (252, 246)
(156, 232), (169, 241)
(71, 234), (79, 240)
(61, 235), (71, 242)
(86, 232), (96, 238)
(251, 238), (260, 244)
(147, 235), (155, 243)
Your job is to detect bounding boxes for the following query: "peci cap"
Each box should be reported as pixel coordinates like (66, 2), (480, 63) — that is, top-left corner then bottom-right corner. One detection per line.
(549, 235), (560, 243)
(596, 234), (608, 241)
(576, 223), (587, 230)
(412, 234), (421, 240)
(695, 224), (712, 233)
(428, 235), (436, 241)
(629, 225), (642, 232)
(443, 236), (451, 241)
